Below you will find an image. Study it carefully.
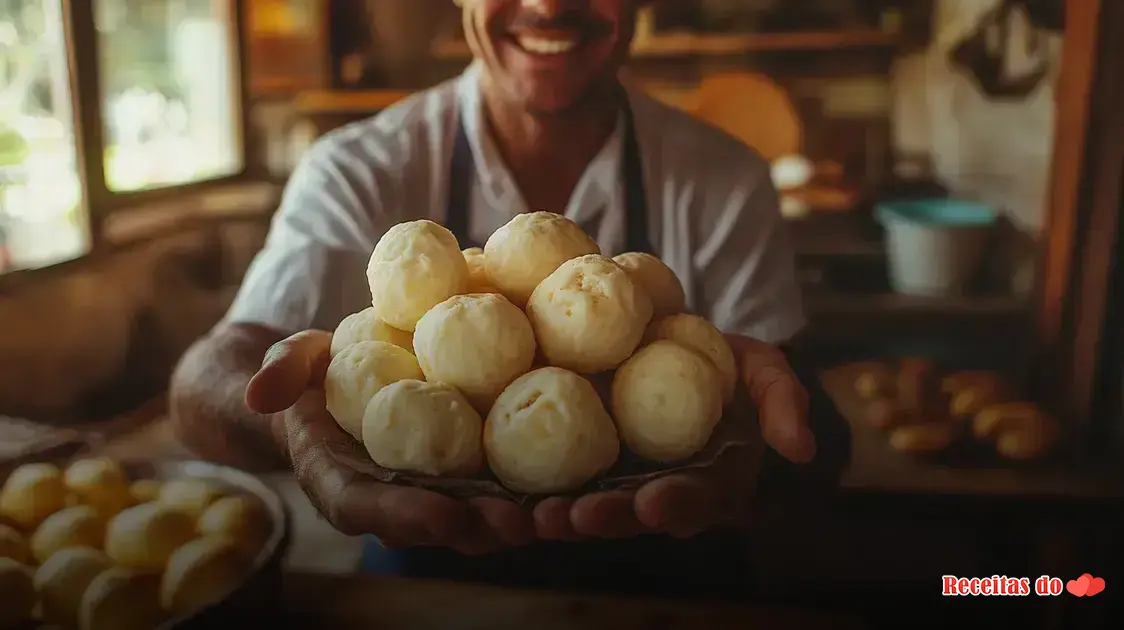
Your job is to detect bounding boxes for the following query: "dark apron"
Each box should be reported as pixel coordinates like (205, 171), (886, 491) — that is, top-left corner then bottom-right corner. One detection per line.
(361, 95), (748, 601)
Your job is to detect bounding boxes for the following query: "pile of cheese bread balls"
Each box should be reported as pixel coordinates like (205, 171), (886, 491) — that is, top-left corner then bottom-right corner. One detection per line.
(0, 457), (272, 630)
(327, 212), (740, 495)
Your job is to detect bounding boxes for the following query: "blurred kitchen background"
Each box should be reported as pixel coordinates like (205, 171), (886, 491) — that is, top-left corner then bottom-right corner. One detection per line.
(1, 0), (1121, 624)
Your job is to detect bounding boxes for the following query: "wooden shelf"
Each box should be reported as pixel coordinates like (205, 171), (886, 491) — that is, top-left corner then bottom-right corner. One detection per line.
(430, 29), (901, 60)
(293, 90), (415, 114)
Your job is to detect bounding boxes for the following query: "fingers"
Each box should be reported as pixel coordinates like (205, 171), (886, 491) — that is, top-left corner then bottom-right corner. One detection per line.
(470, 497), (535, 547)
(736, 339), (816, 463)
(634, 473), (720, 538)
(532, 497), (582, 541)
(285, 390), (472, 545)
(246, 330), (333, 414)
(570, 491), (647, 538)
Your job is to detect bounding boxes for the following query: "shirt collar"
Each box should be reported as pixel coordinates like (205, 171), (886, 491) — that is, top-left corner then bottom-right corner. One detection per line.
(455, 63), (625, 217)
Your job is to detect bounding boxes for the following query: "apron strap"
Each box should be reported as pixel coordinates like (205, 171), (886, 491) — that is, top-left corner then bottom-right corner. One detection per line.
(444, 88), (653, 255)
(446, 106), (479, 249)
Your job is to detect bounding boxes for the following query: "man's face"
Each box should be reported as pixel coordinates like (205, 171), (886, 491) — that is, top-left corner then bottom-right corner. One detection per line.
(460, 0), (639, 113)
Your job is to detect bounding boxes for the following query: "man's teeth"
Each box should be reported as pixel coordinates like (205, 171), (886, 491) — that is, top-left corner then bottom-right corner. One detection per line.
(516, 35), (578, 54)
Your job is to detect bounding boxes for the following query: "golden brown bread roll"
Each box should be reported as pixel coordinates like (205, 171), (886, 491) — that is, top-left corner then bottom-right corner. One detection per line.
(971, 401), (1058, 461)
(950, 383), (1012, 418)
(972, 402), (1043, 440)
(888, 423), (955, 454)
(996, 423), (1058, 461)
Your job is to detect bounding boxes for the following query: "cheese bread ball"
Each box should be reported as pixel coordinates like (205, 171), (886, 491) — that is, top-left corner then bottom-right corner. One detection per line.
(161, 536), (252, 618)
(612, 252), (687, 317)
(325, 340), (425, 441)
(367, 220), (470, 332)
(0, 526), (28, 564)
(414, 293), (537, 411)
(78, 567), (164, 630)
(363, 380), (485, 476)
(197, 496), (272, 556)
(128, 479), (162, 505)
(331, 307), (415, 357)
(104, 503), (196, 573)
(612, 341), (724, 462)
(64, 458), (131, 520)
(485, 368), (619, 494)
(484, 211), (600, 306)
(35, 547), (114, 626)
(526, 254), (653, 373)
(0, 558), (34, 630)
(645, 314), (738, 405)
(0, 462), (67, 531)
(157, 478), (224, 520)
(31, 506), (106, 564)
(462, 247), (500, 293)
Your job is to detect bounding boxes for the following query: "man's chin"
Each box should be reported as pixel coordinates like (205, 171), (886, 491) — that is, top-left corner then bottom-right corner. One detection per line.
(512, 83), (604, 117)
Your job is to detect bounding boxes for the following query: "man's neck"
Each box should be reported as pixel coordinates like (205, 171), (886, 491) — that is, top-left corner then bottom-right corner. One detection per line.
(479, 77), (620, 210)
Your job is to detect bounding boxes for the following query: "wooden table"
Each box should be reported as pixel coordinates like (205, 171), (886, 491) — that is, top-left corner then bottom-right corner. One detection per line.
(278, 572), (868, 630)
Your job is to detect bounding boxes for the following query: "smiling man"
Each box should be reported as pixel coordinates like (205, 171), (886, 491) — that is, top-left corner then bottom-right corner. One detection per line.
(170, 0), (849, 599)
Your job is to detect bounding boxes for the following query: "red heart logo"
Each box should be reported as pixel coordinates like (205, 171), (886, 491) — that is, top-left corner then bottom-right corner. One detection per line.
(1085, 576), (1105, 597)
(1067, 574), (1091, 597)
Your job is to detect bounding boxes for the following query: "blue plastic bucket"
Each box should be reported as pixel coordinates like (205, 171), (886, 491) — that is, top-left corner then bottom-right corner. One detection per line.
(875, 199), (998, 296)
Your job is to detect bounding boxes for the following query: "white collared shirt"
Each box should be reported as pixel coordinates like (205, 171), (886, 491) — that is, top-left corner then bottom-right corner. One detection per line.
(227, 64), (805, 344)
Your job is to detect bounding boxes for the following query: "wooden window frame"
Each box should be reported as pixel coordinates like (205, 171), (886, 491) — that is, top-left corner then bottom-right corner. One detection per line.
(60, 0), (258, 252)
(1033, 0), (1124, 442)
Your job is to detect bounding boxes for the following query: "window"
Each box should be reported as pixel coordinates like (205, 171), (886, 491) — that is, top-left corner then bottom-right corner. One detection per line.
(0, 0), (246, 276)
(0, 0), (86, 273)
(96, 0), (242, 191)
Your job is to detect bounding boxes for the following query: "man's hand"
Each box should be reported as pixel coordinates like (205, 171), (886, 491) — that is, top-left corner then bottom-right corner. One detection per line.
(534, 334), (816, 540)
(245, 330), (534, 555)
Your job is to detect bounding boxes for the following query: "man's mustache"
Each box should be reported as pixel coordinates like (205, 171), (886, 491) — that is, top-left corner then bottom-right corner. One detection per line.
(508, 11), (610, 35)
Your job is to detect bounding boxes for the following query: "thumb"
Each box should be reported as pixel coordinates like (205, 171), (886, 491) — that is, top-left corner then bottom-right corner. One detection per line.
(245, 330), (333, 414)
